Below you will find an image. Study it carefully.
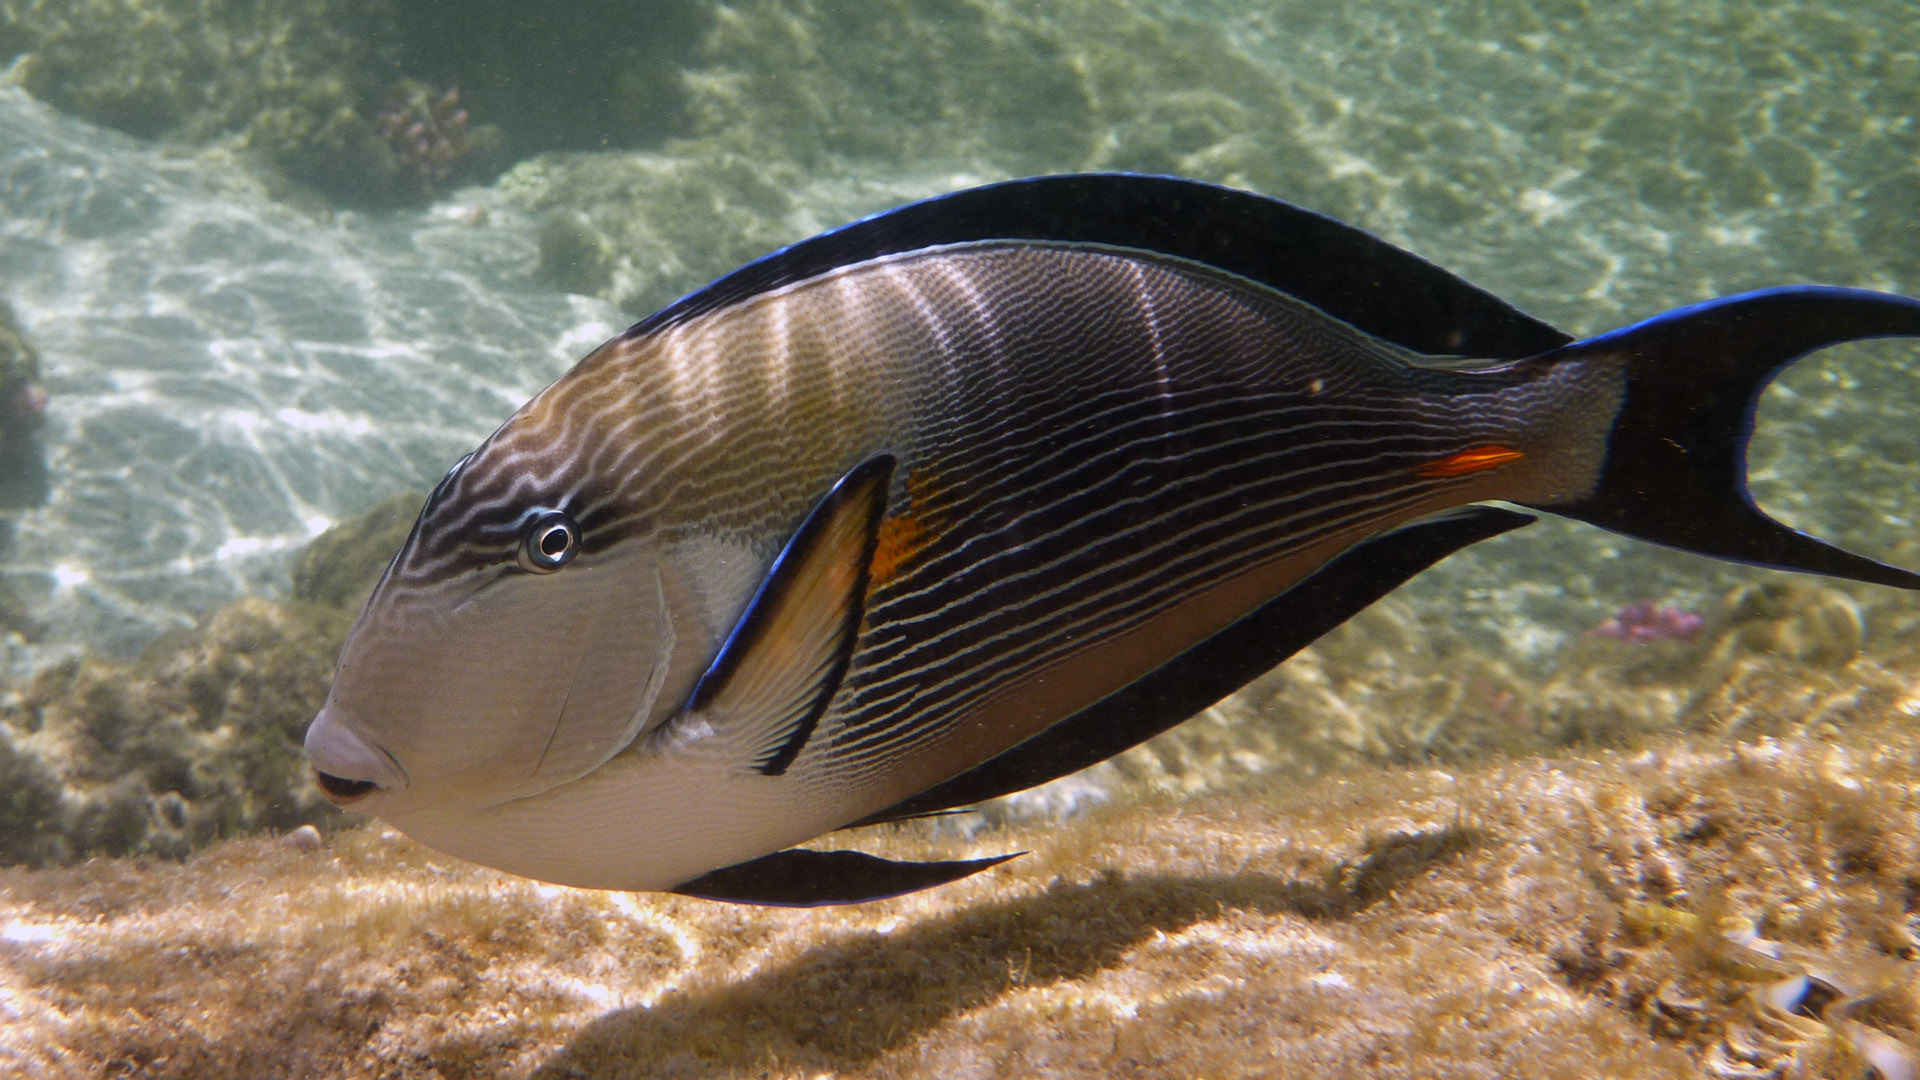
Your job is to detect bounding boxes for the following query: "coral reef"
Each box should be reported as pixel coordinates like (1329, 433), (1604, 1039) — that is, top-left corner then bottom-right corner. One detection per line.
(3, 5), (1919, 1072)
(0, 299), (48, 513)
(6, 0), (1916, 300)
(0, 301), (46, 451)
(0, 492), (419, 867)
(374, 82), (474, 193)
(0, 0), (407, 198)
(0, 0), (687, 205)
(252, 74), (505, 206)
(390, 0), (708, 155)
(7, 714), (1920, 1077)
(1592, 601), (1705, 644)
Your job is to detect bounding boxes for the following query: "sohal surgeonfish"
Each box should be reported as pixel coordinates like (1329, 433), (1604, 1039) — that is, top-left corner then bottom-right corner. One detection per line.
(305, 174), (1920, 906)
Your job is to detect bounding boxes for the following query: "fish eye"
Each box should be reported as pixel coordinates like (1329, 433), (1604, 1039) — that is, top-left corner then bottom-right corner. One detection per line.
(518, 510), (580, 573)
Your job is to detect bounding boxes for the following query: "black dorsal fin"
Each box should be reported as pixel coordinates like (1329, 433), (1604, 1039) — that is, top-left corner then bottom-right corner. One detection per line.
(854, 506), (1536, 825)
(674, 456), (895, 776)
(670, 847), (1021, 907)
(626, 174), (1571, 360)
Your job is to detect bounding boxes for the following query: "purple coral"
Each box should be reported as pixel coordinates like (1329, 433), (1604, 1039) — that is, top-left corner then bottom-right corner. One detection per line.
(1590, 601), (1703, 644)
(376, 84), (472, 191)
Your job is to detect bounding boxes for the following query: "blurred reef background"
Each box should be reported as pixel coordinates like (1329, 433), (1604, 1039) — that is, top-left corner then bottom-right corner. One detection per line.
(2, 0), (1920, 1075)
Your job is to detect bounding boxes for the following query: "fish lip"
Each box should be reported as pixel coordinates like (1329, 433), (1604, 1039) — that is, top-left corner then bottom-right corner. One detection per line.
(304, 708), (408, 801)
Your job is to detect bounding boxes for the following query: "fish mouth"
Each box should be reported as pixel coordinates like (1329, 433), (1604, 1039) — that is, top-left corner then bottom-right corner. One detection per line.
(313, 770), (379, 801)
(304, 707), (406, 803)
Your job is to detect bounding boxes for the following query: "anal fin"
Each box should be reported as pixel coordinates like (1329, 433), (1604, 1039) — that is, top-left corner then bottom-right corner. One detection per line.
(856, 505), (1536, 824)
(670, 847), (1021, 906)
(679, 455), (895, 775)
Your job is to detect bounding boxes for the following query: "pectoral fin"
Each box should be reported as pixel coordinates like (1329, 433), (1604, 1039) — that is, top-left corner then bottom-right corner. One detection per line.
(670, 847), (1022, 906)
(679, 455), (895, 775)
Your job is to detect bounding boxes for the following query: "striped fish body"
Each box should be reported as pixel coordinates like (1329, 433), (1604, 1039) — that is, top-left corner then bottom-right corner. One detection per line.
(623, 243), (1607, 785)
(307, 176), (1920, 900)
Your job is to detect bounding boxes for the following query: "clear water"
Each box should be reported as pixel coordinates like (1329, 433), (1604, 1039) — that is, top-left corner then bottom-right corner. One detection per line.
(2, 0), (1918, 1074)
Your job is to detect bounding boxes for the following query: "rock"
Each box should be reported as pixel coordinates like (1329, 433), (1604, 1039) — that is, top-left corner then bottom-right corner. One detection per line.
(0, 300), (48, 512)
(282, 824), (323, 852)
(0, 597), (346, 866)
(1, 0), (698, 205)
(0, 301), (46, 447)
(4, 0), (406, 198)
(290, 492), (422, 612)
(0, 495), (424, 869)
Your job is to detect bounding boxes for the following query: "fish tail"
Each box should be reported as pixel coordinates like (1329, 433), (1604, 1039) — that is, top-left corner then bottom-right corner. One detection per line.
(1527, 285), (1920, 589)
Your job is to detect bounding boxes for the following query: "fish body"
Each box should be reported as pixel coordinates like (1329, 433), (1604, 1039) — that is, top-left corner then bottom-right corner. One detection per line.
(306, 175), (1920, 903)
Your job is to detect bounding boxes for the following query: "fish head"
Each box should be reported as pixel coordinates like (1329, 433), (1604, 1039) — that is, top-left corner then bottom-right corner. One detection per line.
(305, 430), (688, 820)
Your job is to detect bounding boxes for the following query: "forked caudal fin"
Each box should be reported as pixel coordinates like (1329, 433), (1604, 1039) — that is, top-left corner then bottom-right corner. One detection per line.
(1530, 286), (1920, 590)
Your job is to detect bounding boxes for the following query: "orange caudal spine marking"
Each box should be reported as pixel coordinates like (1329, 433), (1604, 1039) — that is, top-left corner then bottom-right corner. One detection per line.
(1415, 445), (1526, 479)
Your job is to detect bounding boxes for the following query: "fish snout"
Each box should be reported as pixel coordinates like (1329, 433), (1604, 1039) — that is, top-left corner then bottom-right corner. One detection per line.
(305, 708), (406, 803)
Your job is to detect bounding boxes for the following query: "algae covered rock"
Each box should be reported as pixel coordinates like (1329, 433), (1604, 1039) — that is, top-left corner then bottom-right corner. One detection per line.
(0, 299), (47, 643)
(289, 490), (421, 611)
(1, 0), (503, 204)
(7, 720), (1920, 1077)
(391, 0), (708, 156)
(0, 299), (48, 512)
(0, 492), (421, 868)
(0, 597), (345, 866)
(3, 0), (399, 193)
(1001, 575), (1920, 828)
(0, 300), (46, 451)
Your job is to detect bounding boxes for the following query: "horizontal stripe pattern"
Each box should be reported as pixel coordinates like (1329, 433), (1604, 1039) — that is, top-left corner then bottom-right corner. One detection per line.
(366, 239), (1607, 805)
(798, 248), (1585, 791)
